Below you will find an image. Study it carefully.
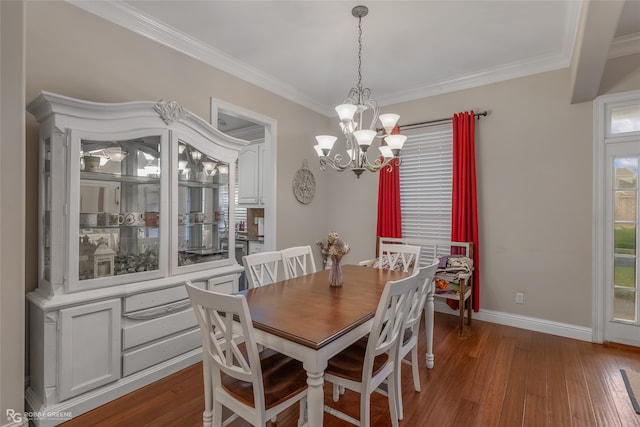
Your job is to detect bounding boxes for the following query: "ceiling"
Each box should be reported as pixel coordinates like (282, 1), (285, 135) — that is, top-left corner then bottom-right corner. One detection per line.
(71, 1), (640, 117)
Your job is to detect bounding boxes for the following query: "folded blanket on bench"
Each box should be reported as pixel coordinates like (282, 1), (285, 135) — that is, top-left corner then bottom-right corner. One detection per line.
(435, 255), (473, 283)
(435, 255), (473, 310)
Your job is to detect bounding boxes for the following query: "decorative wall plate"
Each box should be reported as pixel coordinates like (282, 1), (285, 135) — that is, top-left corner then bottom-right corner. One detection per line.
(292, 160), (316, 204)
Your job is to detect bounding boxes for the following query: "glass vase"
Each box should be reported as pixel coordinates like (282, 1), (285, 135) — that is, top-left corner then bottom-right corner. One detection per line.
(328, 255), (343, 287)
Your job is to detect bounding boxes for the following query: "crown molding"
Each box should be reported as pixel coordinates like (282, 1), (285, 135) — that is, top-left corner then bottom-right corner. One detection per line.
(377, 52), (571, 107)
(68, 0), (591, 116)
(609, 32), (640, 59)
(66, 0), (328, 116)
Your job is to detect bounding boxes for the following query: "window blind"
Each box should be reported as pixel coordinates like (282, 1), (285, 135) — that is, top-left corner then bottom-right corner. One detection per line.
(399, 123), (453, 242)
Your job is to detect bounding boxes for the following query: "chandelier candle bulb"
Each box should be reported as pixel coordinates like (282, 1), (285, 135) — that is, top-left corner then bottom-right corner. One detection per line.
(385, 134), (407, 152)
(379, 146), (393, 159)
(378, 113), (400, 133)
(336, 104), (358, 121)
(354, 129), (376, 149)
(315, 135), (337, 154)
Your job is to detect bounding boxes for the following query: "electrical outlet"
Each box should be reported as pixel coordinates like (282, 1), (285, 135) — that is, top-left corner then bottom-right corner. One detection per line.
(515, 292), (524, 304)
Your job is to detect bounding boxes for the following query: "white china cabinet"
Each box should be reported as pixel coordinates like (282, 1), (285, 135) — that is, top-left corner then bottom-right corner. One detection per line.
(25, 92), (247, 426)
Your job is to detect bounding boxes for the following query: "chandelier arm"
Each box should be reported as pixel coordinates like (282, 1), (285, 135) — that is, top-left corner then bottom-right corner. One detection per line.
(364, 98), (379, 130)
(361, 152), (402, 172)
(321, 153), (355, 172)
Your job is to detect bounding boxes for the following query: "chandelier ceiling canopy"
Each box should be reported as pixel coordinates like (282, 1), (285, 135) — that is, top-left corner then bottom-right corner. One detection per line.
(314, 5), (406, 178)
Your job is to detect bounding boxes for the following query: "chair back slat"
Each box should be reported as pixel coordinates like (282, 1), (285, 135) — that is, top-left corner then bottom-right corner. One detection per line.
(242, 251), (288, 288)
(405, 261), (439, 330)
(281, 245), (317, 278)
(379, 243), (422, 273)
(364, 273), (421, 372)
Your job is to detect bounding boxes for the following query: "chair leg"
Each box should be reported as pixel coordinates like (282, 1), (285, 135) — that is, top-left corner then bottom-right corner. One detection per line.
(387, 371), (399, 427)
(203, 361), (213, 427)
(212, 401), (223, 427)
(467, 294), (473, 327)
(458, 298), (464, 336)
(395, 362), (403, 420)
(297, 397), (307, 427)
(332, 383), (340, 402)
(411, 345), (421, 392)
(360, 387), (373, 427)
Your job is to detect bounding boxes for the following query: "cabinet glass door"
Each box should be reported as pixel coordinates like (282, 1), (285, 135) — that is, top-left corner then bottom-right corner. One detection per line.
(177, 140), (229, 266)
(78, 136), (161, 280)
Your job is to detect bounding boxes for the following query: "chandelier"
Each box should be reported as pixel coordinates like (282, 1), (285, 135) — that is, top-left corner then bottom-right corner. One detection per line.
(314, 5), (406, 178)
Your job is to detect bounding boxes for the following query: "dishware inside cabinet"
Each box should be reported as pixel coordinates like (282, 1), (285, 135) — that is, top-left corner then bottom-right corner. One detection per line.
(78, 136), (161, 280)
(176, 140), (230, 267)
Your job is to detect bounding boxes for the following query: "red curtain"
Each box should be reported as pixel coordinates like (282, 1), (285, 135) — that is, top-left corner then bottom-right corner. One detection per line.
(452, 111), (480, 312)
(376, 125), (402, 254)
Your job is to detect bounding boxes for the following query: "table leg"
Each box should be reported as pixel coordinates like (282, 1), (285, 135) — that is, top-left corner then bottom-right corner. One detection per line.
(306, 370), (325, 427)
(424, 288), (435, 369)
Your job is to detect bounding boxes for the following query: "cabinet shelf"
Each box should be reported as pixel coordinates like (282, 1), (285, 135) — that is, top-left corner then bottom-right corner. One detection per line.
(80, 225), (159, 230)
(81, 171), (160, 184)
(178, 180), (219, 189)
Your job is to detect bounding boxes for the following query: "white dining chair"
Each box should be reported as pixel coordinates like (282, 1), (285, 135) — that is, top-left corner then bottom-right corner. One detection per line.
(323, 272), (421, 427)
(281, 245), (317, 278)
(395, 261), (439, 420)
(185, 281), (308, 427)
(242, 251), (288, 288)
(360, 243), (422, 274)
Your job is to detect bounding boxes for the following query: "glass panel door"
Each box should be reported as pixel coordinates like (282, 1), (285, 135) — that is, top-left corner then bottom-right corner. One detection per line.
(78, 136), (161, 280)
(605, 144), (640, 346)
(613, 157), (637, 322)
(176, 140), (230, 266)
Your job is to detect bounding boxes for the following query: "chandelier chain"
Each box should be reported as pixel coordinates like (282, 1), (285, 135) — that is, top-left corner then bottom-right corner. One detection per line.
(357, 14), (363, 99)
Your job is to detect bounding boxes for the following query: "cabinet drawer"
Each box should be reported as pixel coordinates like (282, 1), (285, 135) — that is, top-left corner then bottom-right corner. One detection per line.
(207, 274), (238, 294)
(123, 281), (206, 313)
(122, 328), (201, 377)
(122, 302), (197, 350)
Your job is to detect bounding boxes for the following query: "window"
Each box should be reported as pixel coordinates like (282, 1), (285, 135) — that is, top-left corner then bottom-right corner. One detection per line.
(399, 124), (453, 242)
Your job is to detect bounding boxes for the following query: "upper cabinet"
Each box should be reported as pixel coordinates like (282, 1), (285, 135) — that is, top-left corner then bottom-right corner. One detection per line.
(28, 92), (248, 296)
(237, 142), (265, 206)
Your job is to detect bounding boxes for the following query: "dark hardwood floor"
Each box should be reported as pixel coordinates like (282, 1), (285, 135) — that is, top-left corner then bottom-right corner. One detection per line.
(60, 312), (640, 427)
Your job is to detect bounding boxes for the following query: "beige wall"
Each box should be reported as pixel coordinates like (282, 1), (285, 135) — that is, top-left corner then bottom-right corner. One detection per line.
(334, 69), (594, 326)
(331, 58), (640, 327)
(24, 1), (331, 294)
(1, 0), (26, 422)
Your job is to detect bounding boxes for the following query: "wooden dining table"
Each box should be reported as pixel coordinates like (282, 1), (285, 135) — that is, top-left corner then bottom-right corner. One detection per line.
(237, 264), (425, 427)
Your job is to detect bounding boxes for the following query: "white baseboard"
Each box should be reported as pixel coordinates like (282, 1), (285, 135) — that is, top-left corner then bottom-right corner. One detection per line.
(434, 300), (593, 342)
